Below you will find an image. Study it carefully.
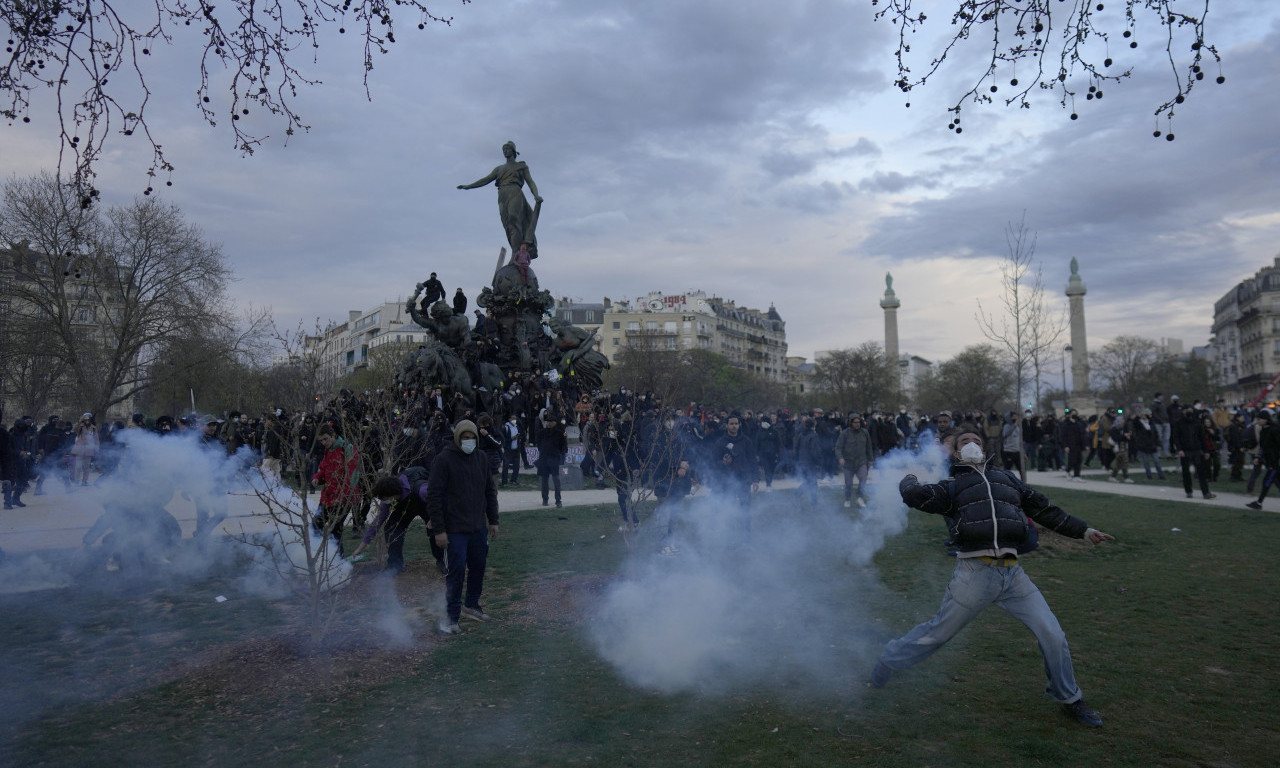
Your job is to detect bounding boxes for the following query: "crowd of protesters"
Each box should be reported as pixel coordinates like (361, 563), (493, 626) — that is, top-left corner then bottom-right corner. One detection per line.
(7, 385), (1274, 542)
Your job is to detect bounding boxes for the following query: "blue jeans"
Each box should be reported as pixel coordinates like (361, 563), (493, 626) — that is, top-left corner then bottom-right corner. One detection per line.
(1136, 450), (1165, 479)
(842, 462), (869, 502)
(444, 530), (489, 622)
(879, 558), (1083, 704)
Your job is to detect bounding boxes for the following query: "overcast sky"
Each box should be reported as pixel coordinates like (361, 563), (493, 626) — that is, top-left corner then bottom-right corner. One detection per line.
(3, 0), (1278, 370)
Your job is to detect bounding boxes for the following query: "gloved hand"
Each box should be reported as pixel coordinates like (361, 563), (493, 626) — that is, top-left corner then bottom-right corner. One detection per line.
(899, 474), (919, 495)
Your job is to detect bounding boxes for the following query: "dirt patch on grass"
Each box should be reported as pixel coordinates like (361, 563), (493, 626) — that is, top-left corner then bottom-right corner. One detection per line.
(119, 566), (608, 710)
(504, 572), (611, 627)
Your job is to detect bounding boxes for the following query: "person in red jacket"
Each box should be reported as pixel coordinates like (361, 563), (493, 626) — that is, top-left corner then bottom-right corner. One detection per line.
(311, 425), (362, 555)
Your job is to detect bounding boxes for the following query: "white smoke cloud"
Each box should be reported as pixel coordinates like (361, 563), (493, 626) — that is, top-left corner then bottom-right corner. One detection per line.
(588, 440), (951, 695)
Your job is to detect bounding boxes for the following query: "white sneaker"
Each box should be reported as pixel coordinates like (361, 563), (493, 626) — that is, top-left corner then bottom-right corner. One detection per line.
(1107, 476), (1118, 483)
(843, 500), (852, 509)
(618, 524), (628, 532)
(1123, 478), (1135, 484)
(659, 545), (679, 557)
(462, 606), (492, 622)
(856, 498), (867, 508)
(437, 619), (461, 635)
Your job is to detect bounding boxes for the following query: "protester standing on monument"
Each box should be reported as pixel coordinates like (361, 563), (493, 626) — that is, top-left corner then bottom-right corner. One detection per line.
(869, 425), (1115, 728)
(422, 272), (445, 306)
(428, 419), (499, 635)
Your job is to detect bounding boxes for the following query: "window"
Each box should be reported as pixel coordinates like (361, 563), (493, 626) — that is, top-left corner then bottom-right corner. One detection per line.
(585, 311), (595, 323)
(664, 321), (677, 333)
(665, 338), (677, 349)
(645, 321), (658, 331)
(683, 321), (692, 333)
(1273, 339), (1280, 356)
(612, 338), (620, 346)
(626, 321), (639, 331)
(613, 321), (621, 329)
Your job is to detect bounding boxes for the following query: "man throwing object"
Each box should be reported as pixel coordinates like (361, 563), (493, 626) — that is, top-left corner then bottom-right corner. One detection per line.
(870, 424), (1115, 728)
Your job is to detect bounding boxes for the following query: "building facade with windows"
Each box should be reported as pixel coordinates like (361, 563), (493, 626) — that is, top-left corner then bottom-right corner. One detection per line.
(1210, 255), (1280, 403)
(595, 291), (789, 382)
(315, 301), (432, 383)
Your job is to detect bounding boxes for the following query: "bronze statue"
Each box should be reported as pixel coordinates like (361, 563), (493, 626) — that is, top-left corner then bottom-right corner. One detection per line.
(458, 141), (543, 259)
(547, 317), (610, 391)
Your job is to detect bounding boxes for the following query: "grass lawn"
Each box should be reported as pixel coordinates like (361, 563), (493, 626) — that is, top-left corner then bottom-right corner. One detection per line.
(5, 486), (1279, 767)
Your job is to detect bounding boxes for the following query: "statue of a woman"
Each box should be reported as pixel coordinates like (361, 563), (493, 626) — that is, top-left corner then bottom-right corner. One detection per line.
(458, 141), (543, 259)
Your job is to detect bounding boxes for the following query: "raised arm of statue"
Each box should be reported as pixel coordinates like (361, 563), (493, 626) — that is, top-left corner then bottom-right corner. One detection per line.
(457, 166), (500, 190)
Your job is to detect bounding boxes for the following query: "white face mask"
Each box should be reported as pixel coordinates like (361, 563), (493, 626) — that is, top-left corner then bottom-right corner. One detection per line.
(959, 442), (985, 464)
(460, 439), (477, 454)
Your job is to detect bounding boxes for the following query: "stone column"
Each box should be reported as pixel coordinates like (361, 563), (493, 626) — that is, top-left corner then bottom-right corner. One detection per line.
(880, 272), (900, 364)
(1065, 258), (1089, 400)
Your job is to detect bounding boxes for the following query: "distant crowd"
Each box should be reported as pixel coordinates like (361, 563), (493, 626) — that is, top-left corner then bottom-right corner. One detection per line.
(4, 386), (1270, 518)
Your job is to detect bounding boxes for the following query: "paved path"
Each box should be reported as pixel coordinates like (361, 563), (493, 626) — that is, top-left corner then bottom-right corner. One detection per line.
(0, 463), (1266, 556)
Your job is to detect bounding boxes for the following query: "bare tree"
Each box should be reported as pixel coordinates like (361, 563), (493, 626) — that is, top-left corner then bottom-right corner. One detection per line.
(977, 215), (1065, 413)
(1091, 335), (1163, 408)
(0, 173), (237, 419)
(233, 319), (355, 647)
(0, 313), (73, 417)
(811, 342), (899, 411)
(876, 0), (1224, 137)
(915, 343), (1014, 415)
(1, 0), (463, 195)
(606, 347), (784, 411)
(975, 217), (1066, 479)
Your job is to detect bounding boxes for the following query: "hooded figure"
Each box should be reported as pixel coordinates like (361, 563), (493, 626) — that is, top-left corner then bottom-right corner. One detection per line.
(426, 419), (500, 635)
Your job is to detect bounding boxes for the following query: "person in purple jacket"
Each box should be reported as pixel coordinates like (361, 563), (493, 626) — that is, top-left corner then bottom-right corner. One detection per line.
(350, 466), (444, 574)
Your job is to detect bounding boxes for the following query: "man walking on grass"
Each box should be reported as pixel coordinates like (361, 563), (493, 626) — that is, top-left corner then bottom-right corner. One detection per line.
(869, 424), (1116, 728)
(427, 419), (499, 635)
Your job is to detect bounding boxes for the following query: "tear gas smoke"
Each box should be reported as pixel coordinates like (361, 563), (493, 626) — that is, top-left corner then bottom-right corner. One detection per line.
(588, 440), (951, 696)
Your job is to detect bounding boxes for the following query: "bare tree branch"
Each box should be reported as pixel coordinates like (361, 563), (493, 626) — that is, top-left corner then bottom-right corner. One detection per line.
(2, 0), (465, 196)
(874, 0), (1222, 137)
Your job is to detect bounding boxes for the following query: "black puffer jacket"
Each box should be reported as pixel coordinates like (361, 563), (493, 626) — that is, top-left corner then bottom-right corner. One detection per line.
(899, 464), (1088, 557)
